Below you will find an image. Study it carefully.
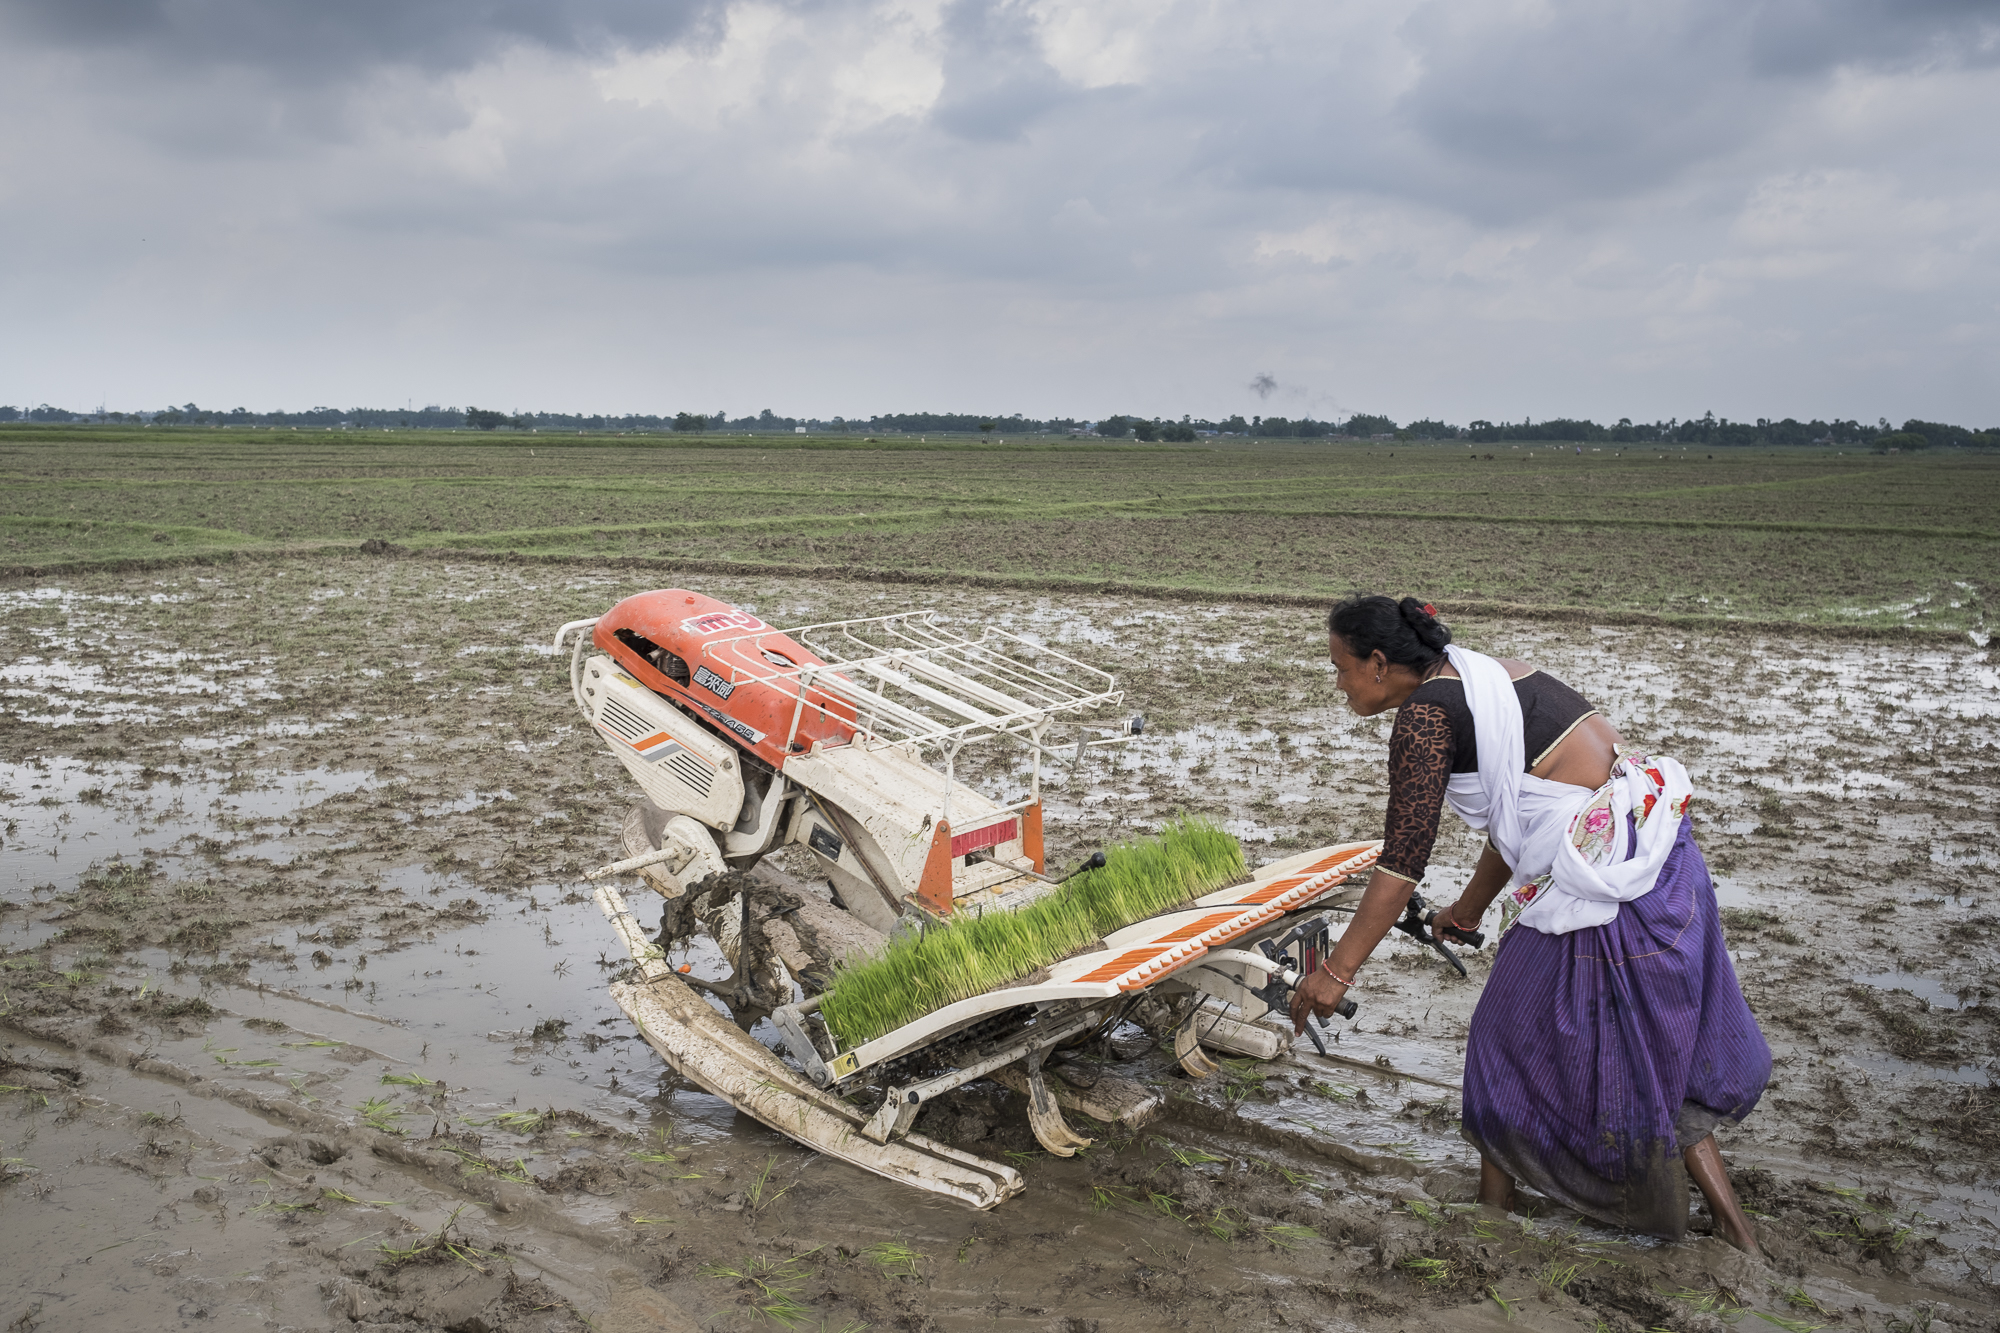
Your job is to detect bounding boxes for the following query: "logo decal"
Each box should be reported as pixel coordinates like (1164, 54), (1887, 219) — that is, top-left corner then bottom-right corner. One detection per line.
(693, 664), (736, 699)
(681, 610), (765, 636)
(696, 700), (766, 746)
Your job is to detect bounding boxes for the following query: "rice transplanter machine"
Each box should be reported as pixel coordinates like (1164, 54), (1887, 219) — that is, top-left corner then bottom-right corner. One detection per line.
(554, 590), (1381, 1207)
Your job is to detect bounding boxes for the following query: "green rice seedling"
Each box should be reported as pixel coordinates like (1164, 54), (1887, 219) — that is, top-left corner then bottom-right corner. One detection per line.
(1217, 1058), (1267, 1106)
(1538, 1258), (1590, 1297)
(701, 1255), (812, 1326)
(1168, 1146), (1227, 1167)
(1201, 1207), (1243, 1241)
(629, 1127), (682, 1165)
(1752, 1315), (1825, 1333)
(746, 1155), (793, 1214)
(819, 817), (1244, 1046)
(1088, 1183), (1134, 1212)
(1489, 1286), (1518, 1321)
(381, 1072), (436, 1088)
(1248, 1158), (1315, 1188)
(1260, 1223), (1318, 1249)
(356, 1096), (404, 1134)
(1782, 1287), (1835, 1318)
(1405, 1199), (1445, 1229)
(323, 1187), (402, 1207)
(1668, 1285), (1745, 1319)
(479, 1109), (551, 1133)
(1400, 1257), (1453, 1286)
(377, 1206), (497, 1273)
(860, 1242), (924, 1279)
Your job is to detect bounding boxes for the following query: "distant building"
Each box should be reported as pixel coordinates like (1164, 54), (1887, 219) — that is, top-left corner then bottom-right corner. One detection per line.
(795, 426), (807, 434)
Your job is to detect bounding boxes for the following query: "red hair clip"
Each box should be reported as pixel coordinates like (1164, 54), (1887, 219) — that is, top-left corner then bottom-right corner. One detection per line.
(1422, 603), (1437, 617)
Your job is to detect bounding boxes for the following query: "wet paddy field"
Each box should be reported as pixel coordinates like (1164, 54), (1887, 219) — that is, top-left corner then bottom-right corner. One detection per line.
(2, 556), (1997, 1332)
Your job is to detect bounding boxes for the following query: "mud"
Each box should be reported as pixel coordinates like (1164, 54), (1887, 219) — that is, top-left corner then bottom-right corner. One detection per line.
(2, 556), (1996, 1332)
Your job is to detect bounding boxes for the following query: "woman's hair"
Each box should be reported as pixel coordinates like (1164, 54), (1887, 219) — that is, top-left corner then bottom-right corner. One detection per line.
(1326, 595), (1452, 670)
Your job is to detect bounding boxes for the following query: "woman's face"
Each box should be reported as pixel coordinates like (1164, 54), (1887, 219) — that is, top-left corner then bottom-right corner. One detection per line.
(1328, 633), (1395, 717)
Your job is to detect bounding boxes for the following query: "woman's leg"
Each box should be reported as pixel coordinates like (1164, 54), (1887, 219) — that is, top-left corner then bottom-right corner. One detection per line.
(1477, 1156), (1517, 1212)
(1684, 1136), (1760, 1256)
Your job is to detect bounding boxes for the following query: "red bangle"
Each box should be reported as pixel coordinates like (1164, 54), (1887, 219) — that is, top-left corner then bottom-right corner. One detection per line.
(1319, 959), (1357, 987)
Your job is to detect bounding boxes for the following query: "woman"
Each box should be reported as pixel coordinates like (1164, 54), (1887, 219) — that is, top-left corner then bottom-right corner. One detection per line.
(1289, 595), (1770, 1250)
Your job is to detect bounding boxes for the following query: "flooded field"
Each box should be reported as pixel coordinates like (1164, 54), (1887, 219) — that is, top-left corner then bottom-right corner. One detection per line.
(2, 555), (1996, 1333)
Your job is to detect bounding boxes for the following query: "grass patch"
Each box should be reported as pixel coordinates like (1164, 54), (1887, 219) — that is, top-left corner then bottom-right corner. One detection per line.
(818, 816), (1243, 1047)
(8, 427), (1989, 628)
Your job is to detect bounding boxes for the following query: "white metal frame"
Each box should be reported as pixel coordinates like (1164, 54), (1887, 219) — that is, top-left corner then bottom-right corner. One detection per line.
(555, 611), (1131, 827)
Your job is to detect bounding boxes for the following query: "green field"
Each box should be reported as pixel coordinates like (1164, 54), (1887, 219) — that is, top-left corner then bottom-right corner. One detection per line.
(2, 424), (1993, 633)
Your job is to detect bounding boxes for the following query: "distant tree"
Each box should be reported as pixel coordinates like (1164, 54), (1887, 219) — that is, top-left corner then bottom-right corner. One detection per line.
(1874, 431), (1929, 452)
(674, 413), (708, 433)
(509, 413), (536, 430)
(1132, 419), (1159, 441)
(0, 406), (18, 421)
(1403, 419), (1457, 439)
(1901, 419), (1971, 446)
(1160, 423), (1197, 442)
(979, 420), (995, 434)
(1096, 415), (1131, 438)
(1343, 413), (1396, 436)
(465, 407), (509, 431)
(1219, 415), (1247, 433)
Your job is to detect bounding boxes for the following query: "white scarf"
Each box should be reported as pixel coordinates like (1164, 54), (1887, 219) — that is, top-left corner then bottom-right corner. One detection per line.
(1439, 646), (1693, 936)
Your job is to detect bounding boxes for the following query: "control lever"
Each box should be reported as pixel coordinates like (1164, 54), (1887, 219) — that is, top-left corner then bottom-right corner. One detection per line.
(1058, 851), (1107, 884)
(1242, 915), (1356, 1056)
(1390, 891), (1485, 978)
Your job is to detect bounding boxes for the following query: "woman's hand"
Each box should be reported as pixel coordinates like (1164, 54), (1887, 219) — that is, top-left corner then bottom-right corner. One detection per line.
(1432, 899), (1484, 945)
(1289, 967), (1351, 1034)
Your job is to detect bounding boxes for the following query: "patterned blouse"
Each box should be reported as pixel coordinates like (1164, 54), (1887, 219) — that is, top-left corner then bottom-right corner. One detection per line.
(1378, 669), (1599, 883)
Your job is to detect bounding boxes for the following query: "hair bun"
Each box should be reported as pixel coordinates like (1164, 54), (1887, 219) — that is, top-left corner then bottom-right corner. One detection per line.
(1397, 597), (1453, 654)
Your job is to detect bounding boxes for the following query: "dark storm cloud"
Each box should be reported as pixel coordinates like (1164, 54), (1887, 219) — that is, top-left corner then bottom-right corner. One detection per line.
(1744, 0), (2000, 76)
(1199, 0), (2000, 217)
(929, 0), (1086, 142)
(0, 0), (720, 78)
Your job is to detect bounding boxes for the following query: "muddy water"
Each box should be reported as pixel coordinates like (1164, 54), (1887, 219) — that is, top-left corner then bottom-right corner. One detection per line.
(3, 558), (1996, 1333)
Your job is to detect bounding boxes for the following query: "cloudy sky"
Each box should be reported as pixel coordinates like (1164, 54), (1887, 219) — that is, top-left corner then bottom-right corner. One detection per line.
(2, 0), (1996, 424)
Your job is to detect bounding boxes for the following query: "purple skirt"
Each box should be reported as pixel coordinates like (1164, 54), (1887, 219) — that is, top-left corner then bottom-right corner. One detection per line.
(1461, 816), (1770, 1239)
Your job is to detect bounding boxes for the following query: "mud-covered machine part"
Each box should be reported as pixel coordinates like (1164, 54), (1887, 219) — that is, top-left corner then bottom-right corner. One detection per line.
(555, 591), (1381, 1208)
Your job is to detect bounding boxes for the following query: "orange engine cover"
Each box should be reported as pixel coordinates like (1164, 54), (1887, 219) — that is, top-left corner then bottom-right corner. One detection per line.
(592, 590), (856, 768)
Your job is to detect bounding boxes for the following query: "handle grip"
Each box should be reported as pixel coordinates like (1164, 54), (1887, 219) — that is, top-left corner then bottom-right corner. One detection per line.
(1432, 914), (1486, 948)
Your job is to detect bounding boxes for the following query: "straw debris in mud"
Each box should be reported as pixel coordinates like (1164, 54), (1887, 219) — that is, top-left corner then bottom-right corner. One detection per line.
(818, 815), (1244, 1046)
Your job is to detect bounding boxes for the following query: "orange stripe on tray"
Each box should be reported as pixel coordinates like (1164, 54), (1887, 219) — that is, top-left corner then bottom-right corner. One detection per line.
(1152, 910), (1241, 945)
(1240, 876), (1307, 904)
(1073, 948), (1168, 985)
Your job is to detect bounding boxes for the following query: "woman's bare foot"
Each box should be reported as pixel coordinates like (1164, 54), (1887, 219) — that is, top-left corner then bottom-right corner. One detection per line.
(1477, 1157), (1518, 1213)
(1684, 1135), (1761, 1257)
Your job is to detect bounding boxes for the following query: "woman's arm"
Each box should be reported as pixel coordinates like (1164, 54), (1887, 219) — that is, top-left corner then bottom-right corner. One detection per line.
(1288, 699), (1461, 1031)
(1288, 842), (1515, 1033)
(1439, 841), (1511, 933)
(1287, 866), (1415, 1031)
